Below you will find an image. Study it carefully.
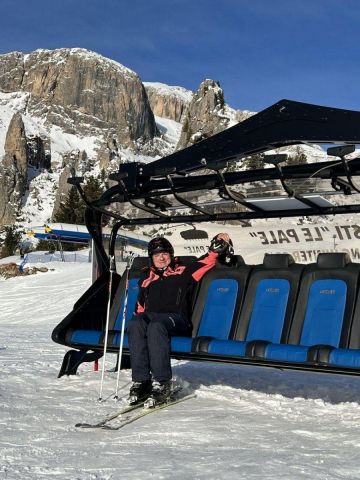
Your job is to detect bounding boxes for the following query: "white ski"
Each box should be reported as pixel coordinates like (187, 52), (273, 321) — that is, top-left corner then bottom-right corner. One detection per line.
(75, 401), (143, 429)
(101, 393), (196, 431)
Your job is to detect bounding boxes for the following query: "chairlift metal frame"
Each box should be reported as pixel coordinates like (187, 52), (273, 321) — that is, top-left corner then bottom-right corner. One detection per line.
(68, 99), (360, 273)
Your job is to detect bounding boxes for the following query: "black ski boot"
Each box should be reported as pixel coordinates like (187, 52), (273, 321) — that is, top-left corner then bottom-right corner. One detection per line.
(128, 380), (152, 405)
(144, 380), (172, 408)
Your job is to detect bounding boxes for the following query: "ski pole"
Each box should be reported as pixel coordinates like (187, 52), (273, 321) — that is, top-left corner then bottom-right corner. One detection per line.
(114, 252), (135, 399)
(98, 254), (116, 401)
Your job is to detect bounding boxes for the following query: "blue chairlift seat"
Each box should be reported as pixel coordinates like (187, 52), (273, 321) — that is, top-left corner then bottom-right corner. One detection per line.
(319, 274), (360, 368)
(258, 253), (360, 363)
(204, 254), (304, 357)
(171, 256), (252, 354)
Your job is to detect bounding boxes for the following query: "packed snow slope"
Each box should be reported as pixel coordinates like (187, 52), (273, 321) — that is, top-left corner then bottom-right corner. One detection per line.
(1, 258), (360, 479)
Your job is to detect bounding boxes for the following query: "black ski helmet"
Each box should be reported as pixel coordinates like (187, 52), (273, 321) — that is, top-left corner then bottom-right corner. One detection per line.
(148, 237), (174, 257)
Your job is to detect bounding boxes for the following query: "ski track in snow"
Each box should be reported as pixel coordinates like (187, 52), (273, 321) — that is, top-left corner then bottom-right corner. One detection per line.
(1, 262), (360, 479)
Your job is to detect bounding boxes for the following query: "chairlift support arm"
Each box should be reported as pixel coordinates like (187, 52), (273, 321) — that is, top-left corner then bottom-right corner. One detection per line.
(264, 154), (323, 212)
(165, 174), (214, 216)
(328, 145), (360, 195)
(73, 99), (360, 273)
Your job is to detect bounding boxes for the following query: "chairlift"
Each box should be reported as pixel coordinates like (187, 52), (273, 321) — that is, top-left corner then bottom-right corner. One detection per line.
(51, 99), (360, 379)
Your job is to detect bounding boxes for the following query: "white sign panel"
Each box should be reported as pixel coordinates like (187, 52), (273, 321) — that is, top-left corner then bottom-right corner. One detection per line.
(154, 222), (360, 264)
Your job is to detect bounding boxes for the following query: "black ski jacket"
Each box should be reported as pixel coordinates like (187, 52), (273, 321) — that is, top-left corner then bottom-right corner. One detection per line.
(135, 251), (218, 324)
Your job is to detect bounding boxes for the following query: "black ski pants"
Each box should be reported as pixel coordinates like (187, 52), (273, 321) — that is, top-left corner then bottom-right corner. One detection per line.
(127, 312), (191, 383)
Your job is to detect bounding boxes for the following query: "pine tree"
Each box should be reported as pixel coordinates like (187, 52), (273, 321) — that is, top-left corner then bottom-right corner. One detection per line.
(1, 225), (22, 258)
(243, 153), (265, 170)
(54, 186), (84, 224)
(83, 176), (104, 203)
(54, 176), (104, 225)
(84, 175), (109, 224)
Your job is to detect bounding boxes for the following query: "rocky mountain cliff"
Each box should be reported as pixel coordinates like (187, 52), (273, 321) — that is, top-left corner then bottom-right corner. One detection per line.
(0, 48), (161, 225)
(0, 112), (28, 224)
(176, 79), (253, 150)
(0, 48), (325, 230)
(0, 49), (157, 146)
(144, 82), (193, 122)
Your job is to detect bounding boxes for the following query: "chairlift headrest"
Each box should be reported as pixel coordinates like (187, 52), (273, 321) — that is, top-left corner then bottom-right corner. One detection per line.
(235, 255), (245, 266)
(317, 252), (351, 268)
(263, 253), (295, 269)
(177, 255), (197, 265)
(131, 256), (149, 271)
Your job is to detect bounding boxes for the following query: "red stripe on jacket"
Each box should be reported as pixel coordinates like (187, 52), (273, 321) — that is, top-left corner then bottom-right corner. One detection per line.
(192, 251), (218, 282)
(141, 269), (160, 288)
(136, 301), (145, 313)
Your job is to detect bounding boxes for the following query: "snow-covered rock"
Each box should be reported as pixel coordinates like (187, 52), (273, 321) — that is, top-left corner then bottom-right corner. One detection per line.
(144, 82), (193, 122)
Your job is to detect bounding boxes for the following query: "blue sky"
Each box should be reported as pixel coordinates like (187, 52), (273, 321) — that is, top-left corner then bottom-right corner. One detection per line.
(1, 0), (360, 112)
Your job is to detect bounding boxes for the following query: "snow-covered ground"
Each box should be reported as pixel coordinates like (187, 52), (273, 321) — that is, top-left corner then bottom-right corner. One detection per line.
(2, 260), (360, 479)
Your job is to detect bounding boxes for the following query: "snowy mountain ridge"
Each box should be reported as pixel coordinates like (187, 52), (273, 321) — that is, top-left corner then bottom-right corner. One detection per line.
(0, 47), (335, 232)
